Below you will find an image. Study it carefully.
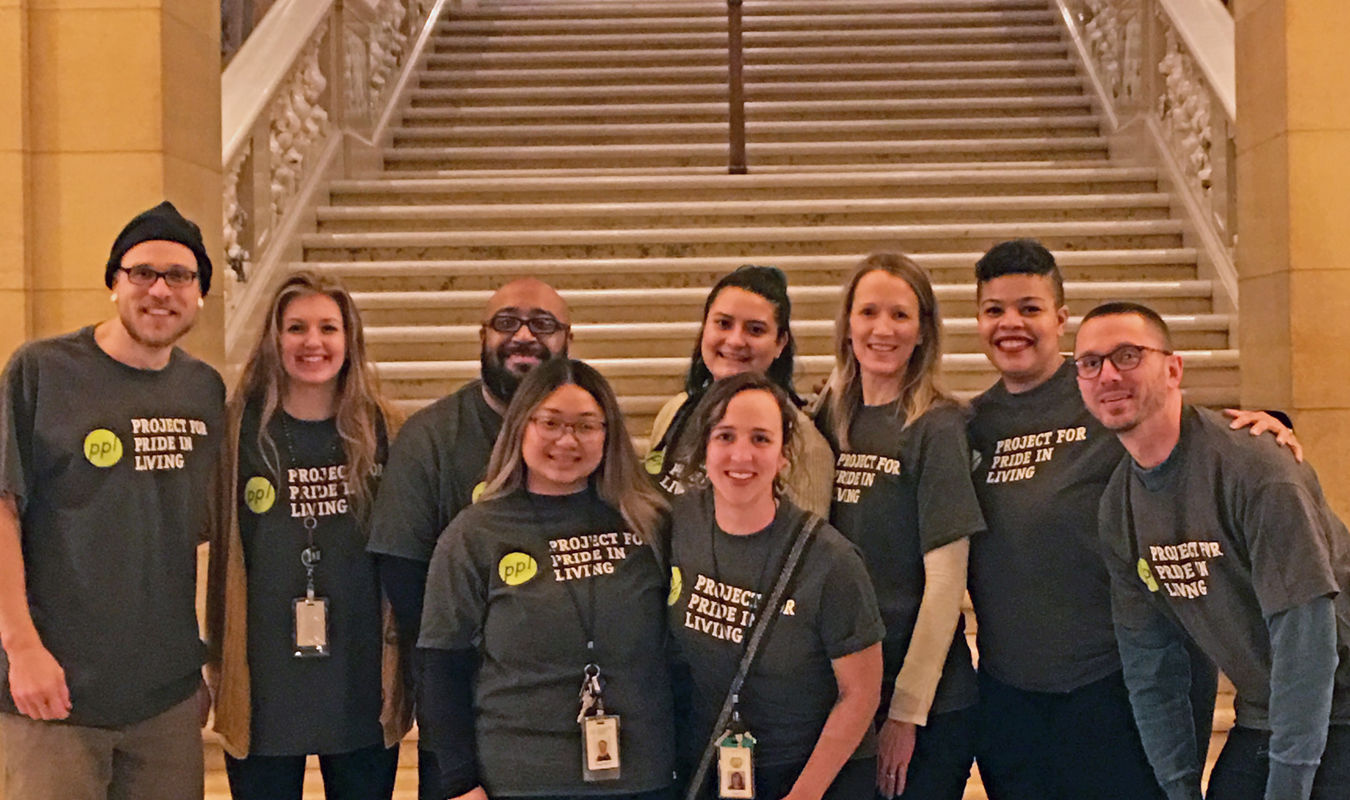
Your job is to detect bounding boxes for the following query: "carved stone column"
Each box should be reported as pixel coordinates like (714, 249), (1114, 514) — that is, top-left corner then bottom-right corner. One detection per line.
(8, 0), (223, 366)
(1235, 0), (1350, 516)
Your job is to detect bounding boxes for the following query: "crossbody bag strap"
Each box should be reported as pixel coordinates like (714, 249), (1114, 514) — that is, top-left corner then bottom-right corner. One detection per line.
(682, 513), (823, 800)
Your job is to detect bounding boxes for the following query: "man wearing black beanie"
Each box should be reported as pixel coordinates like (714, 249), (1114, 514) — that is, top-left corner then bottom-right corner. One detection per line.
(0, 201), (224, 799)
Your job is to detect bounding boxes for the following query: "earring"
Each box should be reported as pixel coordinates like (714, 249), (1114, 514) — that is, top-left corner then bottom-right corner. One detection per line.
(110, 293), (118, 302)
(197, 297), (205, 308)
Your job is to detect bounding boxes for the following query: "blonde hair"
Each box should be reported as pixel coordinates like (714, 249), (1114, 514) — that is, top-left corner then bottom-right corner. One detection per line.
(481, 359), (668, 548)
(231, 271), (396, 516)
(824, 253), (957, 450)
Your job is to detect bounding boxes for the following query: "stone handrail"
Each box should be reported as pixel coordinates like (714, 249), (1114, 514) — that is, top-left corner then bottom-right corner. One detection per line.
(220, 0), (447, 361)
(1057, 0), (1238, 308)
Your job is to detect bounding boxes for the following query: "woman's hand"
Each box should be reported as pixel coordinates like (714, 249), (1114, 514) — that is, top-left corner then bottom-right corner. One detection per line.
(876, 718), (917, 799)
(1224, 409), (1303, 462)
(448, 786), (488, 800)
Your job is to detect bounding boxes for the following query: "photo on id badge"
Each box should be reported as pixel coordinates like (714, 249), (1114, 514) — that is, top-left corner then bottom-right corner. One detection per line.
(582, 715), (621, 781)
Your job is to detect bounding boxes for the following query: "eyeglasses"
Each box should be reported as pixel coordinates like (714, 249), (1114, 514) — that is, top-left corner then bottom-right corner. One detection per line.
(118, 265), (198, 288)
(486, 313), (567, 336)
(530, 415), (606, 440)
(1073, 344), (1172, 379)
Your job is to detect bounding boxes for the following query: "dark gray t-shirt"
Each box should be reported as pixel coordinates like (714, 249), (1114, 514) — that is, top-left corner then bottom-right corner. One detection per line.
(236, 406), (385, 755)
(668, 492), (884, 767)
(967, 361), (1122, 691)
(1100, 406), (1350, 728)
(817, 401), (982, 715)
(368, 380), (500, 563)
(0, 326), (224, 726)
(420, 488), (675, 796)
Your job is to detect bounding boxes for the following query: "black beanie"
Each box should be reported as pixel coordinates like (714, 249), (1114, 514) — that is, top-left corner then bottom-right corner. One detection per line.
(105, 201), (213, 295)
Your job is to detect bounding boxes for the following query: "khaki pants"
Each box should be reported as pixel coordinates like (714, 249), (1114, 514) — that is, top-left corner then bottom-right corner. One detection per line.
(0, 694), (203, 800)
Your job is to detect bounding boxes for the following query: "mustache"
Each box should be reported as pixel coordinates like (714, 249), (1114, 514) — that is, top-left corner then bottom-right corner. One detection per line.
(499, 340), (549, 359)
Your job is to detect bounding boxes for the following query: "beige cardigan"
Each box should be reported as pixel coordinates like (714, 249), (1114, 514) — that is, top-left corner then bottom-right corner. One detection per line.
(647, 392), (835, 518)
(204, 407), (413, 759)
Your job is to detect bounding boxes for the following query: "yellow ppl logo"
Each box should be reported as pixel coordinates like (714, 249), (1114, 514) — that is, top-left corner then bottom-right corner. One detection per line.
(472, 481), (487, 503)
(644, 450), (665, 476)
(498, 552), (538, 586)
(1137, 558), (1160, 593)
(244, 477), (277, 514)
(668, 566), (683, 606)
(83, 429), (123, 468)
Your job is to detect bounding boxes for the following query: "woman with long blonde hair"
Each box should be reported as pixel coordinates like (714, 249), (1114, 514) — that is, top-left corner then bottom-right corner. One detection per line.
(418, 358), (674, 800)
(815, 253), (986, 800)
(206, 271), (410, 799)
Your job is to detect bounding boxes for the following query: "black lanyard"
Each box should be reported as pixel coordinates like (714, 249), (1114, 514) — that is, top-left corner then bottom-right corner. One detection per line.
(279, 413), (343, 586)
(706, 495), (781, 619)
(527, 489), (602, 662)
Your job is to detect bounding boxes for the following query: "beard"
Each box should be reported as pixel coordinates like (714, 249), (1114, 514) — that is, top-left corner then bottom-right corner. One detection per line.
(481, 338), (560, 404)
(119, 303), (197, 350)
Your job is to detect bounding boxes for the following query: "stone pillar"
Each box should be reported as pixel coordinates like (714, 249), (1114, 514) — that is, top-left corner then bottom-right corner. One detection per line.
(1236, 0), (1350, 518)
(3, 0), (223, 367)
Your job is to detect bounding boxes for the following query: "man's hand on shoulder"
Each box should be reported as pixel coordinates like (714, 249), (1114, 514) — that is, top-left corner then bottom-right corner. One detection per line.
(6, 639), (71, 720)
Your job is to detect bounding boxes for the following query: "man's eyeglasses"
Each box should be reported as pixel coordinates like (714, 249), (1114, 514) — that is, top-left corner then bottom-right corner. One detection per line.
(1073, 344), (1172, 379)
(118, 265), (198, 288)
(530, 415), (606, 440)
(485, 313), (567, 336)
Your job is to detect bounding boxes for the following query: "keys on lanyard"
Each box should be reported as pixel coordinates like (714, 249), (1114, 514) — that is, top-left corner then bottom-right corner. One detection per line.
(293, 516), (329, 658)
(579, 663), (621, 782)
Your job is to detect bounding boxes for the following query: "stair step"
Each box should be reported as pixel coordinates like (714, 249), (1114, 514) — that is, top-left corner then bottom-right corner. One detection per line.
(450, 0), (1052, 14)
(390, 117), (1102, 147)
(331, 167), (1160, 205)
(428, 26), (1062, 53)
(308, 249), (1200, 291)
(368, 159), (1131, 180)
(437, 11), (1057, 36)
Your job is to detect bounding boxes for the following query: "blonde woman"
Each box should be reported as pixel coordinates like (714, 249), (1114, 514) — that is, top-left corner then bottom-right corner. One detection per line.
(419, 358), (674, 800)
(206, 272), (410, 799)
(815, 254), (986, 800)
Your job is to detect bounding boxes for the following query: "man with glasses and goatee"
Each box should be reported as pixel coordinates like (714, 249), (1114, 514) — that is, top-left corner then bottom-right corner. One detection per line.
(0, 202), (224, 800)
(368, 278), (572, 800)
(1079, 301), (1350, 800)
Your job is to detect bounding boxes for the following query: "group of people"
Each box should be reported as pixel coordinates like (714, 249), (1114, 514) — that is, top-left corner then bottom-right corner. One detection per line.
(0, 201), (1346, 800)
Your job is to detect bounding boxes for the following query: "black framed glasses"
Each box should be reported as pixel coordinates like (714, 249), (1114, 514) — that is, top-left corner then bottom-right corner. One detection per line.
(529, 415), (606, 440)
(486, 313), (567, 336)
(1073, 344), (1172, 379)
(118, 265), (198, 288)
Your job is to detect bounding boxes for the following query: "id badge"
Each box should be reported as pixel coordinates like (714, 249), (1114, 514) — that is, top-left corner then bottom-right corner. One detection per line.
(717, 730), (755, 799)
(581, 714), (621, 782)
(292, 596), (330, 658)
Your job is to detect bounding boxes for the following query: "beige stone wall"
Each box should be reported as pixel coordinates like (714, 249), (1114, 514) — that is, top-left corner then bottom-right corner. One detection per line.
(1236, 0), (1350, 519)
(2, 0), (223, 368)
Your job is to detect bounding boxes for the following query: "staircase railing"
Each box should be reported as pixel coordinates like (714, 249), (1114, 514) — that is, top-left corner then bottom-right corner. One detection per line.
(1057, 0), (1238, 310)
(727, 0), (747, 174)
(220, 0), (448, 362)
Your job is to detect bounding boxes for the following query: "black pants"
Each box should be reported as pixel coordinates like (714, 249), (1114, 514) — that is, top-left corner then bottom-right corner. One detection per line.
(224, 742), (399, 800)
(1207, 725), (1350, 800)
(532, 789), (676, 800)
(975, 670), (1163, 800)
(750, 755), (876, 800)
(883, 707), (975, 800)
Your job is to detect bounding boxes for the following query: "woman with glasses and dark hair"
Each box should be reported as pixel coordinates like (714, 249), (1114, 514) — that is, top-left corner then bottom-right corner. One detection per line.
(419, 358), (675, 800)
(667, 372), (885, 800)
(206, 271), (411, 800)
(814, 253), (986, 800)
(646, 265), (834, 517)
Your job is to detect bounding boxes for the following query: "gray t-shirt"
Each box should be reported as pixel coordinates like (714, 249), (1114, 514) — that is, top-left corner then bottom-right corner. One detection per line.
(1100, 406), (1350, 728)
(967, 361), (1122, 691)
(420, 487), (675, 796)
(368, 379), (501, 564)
(668, 491), (884, 767)
(236, 406), (385, 755)
(0, 326), (224, 726)
(816, 401), (982, 715)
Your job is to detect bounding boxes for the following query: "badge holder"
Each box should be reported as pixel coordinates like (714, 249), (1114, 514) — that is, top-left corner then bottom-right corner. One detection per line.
(292, 526), (329, 658)
(578, 663), (621, 782)
(717, 701), (755, 799)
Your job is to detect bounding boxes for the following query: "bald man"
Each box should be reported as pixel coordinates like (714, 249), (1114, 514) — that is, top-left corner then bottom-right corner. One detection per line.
(368, 278), (571, 799)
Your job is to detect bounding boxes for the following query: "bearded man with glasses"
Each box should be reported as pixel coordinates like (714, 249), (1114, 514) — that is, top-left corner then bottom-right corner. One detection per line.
(368, 277), (571, 800)
(1079, 301), (1350, 800)
(0, 201), (224, 800)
